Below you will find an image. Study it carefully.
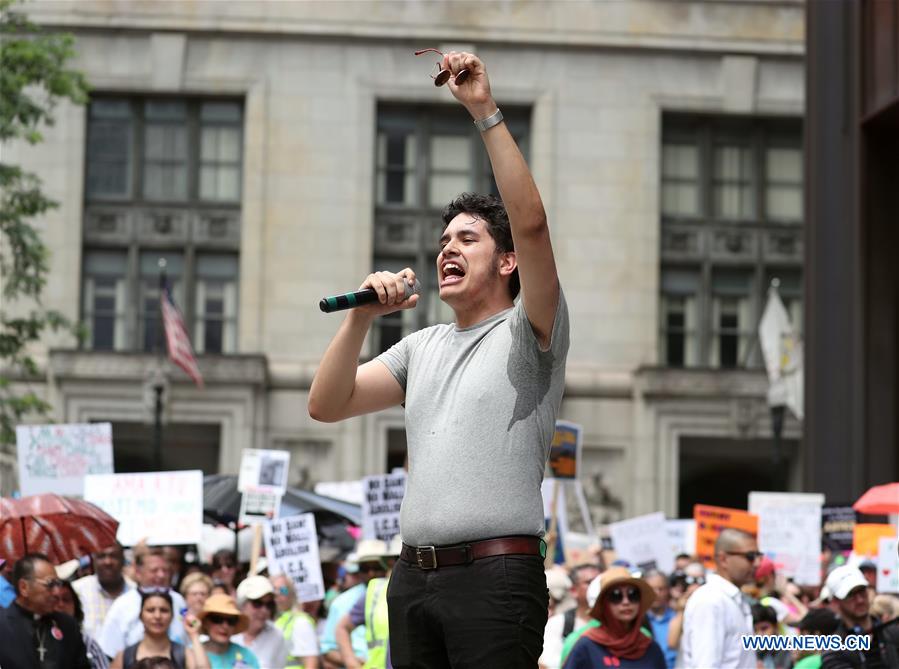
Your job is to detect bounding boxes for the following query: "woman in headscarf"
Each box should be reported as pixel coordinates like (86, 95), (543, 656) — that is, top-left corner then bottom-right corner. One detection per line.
(562, 566), (667, 668)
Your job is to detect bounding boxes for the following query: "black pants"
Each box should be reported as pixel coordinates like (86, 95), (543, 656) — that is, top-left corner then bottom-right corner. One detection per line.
(386, 553), (548, 669)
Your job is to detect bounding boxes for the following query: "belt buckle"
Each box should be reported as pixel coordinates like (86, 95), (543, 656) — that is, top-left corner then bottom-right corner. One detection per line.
(416, 545), (437, 570)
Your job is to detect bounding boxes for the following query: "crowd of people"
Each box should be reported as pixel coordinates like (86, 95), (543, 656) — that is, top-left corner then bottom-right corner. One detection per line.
(541, 528), (899, 669)
(0, 537), (400, 669)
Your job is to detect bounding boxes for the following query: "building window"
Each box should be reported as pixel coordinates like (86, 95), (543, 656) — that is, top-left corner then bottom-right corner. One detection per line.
(659, 115), (803, 368)
(373, 104), (530, 354)
(82, 95), (243, 354)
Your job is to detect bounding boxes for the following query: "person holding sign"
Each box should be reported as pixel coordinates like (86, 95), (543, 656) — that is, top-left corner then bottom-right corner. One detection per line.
(309, 50), (569, 668)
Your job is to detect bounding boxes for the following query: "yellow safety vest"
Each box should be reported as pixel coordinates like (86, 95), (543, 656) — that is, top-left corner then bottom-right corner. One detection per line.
(363, 577), (390, 669)
(275, 609), (316, 669)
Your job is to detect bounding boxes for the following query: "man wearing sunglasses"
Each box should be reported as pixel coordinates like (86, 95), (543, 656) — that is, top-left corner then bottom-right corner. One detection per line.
(681, 529), (761, 668)
(231, 575), (289, 669)
(0, 553), (91, 668)
(309, 50), (568, 669)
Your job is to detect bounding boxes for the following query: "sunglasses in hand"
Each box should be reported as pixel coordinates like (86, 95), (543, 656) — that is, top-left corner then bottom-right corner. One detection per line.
(414, 48), (470, 87)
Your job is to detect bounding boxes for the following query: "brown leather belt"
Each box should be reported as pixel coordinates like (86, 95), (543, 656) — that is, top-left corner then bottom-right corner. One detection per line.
(400, 536), (543, 570)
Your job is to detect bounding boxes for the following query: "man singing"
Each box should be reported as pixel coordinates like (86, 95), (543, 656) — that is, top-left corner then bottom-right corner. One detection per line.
(309, 52), (569, 668)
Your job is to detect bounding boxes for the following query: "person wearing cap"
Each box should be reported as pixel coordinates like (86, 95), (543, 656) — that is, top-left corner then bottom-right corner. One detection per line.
(335, 537), (401, 669)
(793, 608), (840, 669)
(858, 561), (877, 590)
(196, 593), (258, 669)
(820, 564), (899, 668)
(753, 557), (809, 632)
(540, 564), (599, 669)
(681, 528), (760, 668)
(320, 540), (387, 668)
(271, 574), (319, 669)
(229, 576), (288, 669)
(560, 567), (665, 668)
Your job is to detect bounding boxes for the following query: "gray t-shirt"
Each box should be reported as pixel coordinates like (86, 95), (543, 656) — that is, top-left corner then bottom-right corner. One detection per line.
(376, 291), (570, 546)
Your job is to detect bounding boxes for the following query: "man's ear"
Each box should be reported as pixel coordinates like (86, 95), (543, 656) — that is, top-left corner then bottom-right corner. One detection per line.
(498, 251), (517, 277)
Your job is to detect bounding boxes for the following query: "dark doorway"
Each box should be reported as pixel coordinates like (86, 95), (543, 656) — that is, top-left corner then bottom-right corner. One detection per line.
(678, 436), (798, 518)
(111, 422), (220, 474)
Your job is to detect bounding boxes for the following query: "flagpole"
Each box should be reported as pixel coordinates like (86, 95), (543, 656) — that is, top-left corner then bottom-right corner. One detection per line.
(154, 257), (167, 472)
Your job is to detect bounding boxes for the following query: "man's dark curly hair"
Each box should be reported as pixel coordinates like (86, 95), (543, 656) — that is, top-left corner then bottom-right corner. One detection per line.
(441, 193), (520, 299)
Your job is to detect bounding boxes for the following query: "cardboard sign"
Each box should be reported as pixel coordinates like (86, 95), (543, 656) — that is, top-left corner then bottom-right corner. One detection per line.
(84, 470), (203, 545)
(16, 423), (114, 496)
(239, 489), (282, 526)
(822, 505), (858, 552)
(667, 519), (697, 559)
(238, 449), (290, 495)
(877, 537), (899, 594)
(361, 472), (406, 542)
(749, 492), (824, 586)
(609, 512), (674, 573)
(694, 504), (759, 568)
(548, 421), (582, 479)
(264, 514), (326, 603)
(853, 524), (896, 557)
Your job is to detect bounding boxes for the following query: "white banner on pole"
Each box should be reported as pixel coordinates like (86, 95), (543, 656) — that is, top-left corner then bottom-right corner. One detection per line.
(84, 470), (203, 546)
(16, 423), (114, 496)
(609, 512), (674, 574)
(749, 492), (824, 585)
(264, 514), (326, 603)
(238, 449), (290, 495)
(239, 489), (282, 526)
(361, 472), (406, 542)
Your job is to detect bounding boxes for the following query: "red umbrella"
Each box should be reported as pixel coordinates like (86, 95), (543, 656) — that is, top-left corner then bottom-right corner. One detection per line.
(853, 482), (899, 515)
(0, 494), (119, 564)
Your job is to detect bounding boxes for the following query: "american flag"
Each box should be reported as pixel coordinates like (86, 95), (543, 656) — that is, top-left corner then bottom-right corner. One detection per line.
(161, 283), (204, 388)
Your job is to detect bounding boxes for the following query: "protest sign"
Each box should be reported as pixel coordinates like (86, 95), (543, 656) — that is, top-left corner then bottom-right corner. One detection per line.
(822, 505), (858, 552)
(877, 537), (899, 594)
(853, 524), (896, 557)
(609, 512), (674, 573)
(16, 423), (114, 496)
(548, 421), (582, 479)
(749, 492), (824, 586)
(667, 519), (697, 559)
(84, 470), (203, 545)
(264, 514), (325, 603)
(238, 449), (290, 495)
(694, 504), (759, 569)
(239, 489), (281, 526)
(361, 472), (406, 542)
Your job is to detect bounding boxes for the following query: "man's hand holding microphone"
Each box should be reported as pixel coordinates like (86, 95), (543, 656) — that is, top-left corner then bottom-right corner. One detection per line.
(319, 268), (419, 316)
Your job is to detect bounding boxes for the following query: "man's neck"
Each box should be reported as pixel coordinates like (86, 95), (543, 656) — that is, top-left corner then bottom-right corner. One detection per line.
(14, 598), (34, 615)
(650, 605), (668, 617)
(576, 603), (591, 620)
(99, 575), (125, 596)
(243, 623), (265, 642)
(452, 297), (514, 329)
(843, 613), (872, 632)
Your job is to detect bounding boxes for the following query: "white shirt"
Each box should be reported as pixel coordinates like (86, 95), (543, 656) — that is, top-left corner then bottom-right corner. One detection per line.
(681, 573), (755, 669)
(285, 614), (319, 658)
(97, 588), (187, 659)
(72, 574), (135, 639)
(539, 609), (590, 669)
(232, 620), (288, 669)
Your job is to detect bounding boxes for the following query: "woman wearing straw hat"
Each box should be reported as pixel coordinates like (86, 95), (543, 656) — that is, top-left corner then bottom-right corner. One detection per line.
(194, 593), (259, 669)
(562, 567), (667, 669)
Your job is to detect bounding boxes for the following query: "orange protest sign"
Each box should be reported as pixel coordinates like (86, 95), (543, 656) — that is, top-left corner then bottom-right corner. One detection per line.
(852, 523), (896, 557)
(694, 504), (759, 568)
(548, 421), (582, 479)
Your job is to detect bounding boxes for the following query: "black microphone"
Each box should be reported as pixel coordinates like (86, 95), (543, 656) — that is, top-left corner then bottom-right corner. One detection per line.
(319, 278), (421, 313)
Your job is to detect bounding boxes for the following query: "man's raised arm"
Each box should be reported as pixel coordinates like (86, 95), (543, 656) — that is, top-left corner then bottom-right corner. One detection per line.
(307, 269), (417, 422)
(444, 52), (560, 349)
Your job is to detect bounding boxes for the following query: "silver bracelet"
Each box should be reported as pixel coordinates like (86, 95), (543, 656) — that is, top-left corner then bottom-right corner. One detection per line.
(473, 108), (503, 132)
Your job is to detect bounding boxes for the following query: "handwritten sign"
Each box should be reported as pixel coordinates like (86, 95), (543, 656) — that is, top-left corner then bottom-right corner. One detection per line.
(264, 514), (325, 603)
(609, 512), (674, 573)
(694, 504), (758, 569)
(239, 489), (281, 526)
(877, 537), (899, 594)
(361, 473), (406, 542)
(238, 449), (290, 495)
(749, 492), (824, 586)
(83, 470), (203, 546)
(16, 423), (114, 496)
(853, 524), (896, 557)
(548, 421), (582, 479)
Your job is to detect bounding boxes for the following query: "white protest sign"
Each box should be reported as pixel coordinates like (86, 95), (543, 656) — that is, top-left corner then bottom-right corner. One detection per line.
(239, 489), (282, 526)
(238, 449), (290, 495)
(84, 470), (203, 546)
(361, 472), (406, 542)
(609, 512), (674, 573)
(877, 537), (899, 594)
(667, 520), (697, 559)
(749, 492), (824, 586)
(264, 513), (325, 603)
(16, 423), (114, 496)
